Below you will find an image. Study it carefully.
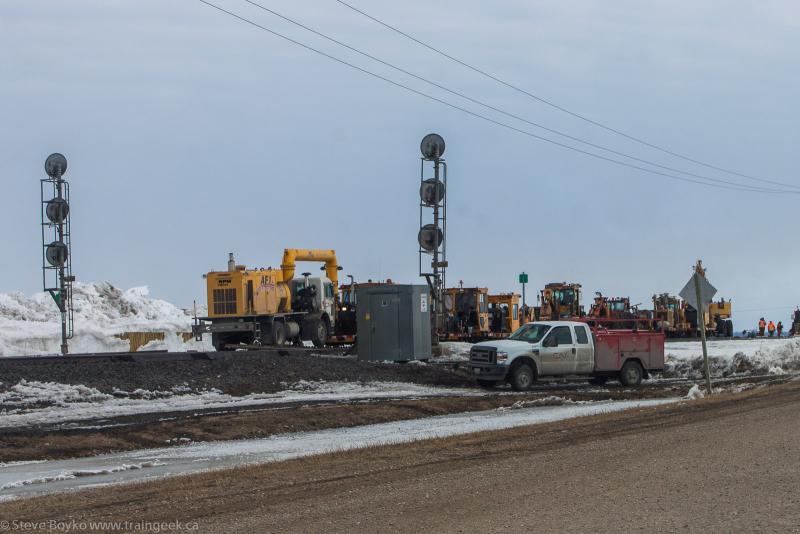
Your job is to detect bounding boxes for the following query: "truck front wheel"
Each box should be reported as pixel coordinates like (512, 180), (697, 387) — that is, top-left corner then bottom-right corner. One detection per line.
(510, 363), (535, 391)
(620, 360), (644, 386)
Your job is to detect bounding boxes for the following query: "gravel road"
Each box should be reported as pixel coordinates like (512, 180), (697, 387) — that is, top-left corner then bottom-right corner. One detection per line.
(2, 381), (798, 532)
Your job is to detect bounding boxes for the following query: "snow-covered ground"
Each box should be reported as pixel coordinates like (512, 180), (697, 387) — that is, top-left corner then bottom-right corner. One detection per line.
(0, 282), (210, 356)
(0, 380), (486, 429)
(0, 397), (675, 501)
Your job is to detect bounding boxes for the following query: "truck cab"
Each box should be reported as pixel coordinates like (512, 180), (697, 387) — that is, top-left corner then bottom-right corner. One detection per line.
(291, 276), (336, 323)
(468, 321), (664, 390)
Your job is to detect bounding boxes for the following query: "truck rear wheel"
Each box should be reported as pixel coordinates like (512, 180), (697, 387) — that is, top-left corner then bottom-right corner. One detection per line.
(272, 323), (287, 346)
(510, 363), (535, 391)
(302, 317), (327, 348)
(620, 360), (643, 386)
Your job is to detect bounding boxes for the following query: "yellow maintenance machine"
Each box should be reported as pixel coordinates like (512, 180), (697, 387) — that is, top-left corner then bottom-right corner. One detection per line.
(587, 293), (639, 328)
(653, 292), (733, 337)
(652, 293), (689, 336)
(537, 282), (584, 320)
(441, 286), (490, 340)
(488, 293), (523, 334)
(194, 249), (342, 350)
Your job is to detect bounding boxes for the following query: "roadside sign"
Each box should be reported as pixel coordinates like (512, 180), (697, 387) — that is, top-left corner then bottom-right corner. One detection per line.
(679, 273), (717, 311)
(519, 273), (528, 284)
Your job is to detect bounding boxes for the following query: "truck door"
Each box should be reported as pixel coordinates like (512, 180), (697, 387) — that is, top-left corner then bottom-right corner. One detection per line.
(540, 325), (575, 374)
(573, 324), (593, 374)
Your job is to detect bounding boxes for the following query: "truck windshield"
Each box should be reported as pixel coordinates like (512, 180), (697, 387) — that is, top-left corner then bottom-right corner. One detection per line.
(508, 323), (551, 343)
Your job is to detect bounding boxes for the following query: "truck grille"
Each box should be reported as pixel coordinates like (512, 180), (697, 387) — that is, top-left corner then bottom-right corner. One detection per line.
(470, 346), (496, 364)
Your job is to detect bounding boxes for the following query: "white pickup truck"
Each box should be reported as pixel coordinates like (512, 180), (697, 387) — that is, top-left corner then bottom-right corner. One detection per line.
(467, 320), (665, 390)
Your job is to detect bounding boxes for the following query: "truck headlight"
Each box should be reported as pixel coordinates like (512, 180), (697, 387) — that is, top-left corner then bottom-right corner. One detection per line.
(496, 351), (508, 363)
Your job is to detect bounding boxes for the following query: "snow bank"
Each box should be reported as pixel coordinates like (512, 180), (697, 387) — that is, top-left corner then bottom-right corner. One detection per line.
(663, 338), (800, 378)
(0, 282), (210, 356)
(0, 380), (485, 429)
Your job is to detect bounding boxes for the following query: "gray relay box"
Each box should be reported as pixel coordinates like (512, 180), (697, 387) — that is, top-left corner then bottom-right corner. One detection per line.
(355, 284), (432, 362)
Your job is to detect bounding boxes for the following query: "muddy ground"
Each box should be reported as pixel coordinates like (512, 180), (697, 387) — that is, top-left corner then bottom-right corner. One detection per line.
(3, 380), (798, 532)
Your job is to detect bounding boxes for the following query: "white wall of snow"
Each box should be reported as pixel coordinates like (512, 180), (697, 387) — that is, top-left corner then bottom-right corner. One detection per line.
(0, 282), (211, 356)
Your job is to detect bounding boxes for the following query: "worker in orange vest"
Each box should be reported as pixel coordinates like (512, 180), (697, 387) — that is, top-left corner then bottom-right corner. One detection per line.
(767, 320), (776, 337)
(758, 318), (766, 336)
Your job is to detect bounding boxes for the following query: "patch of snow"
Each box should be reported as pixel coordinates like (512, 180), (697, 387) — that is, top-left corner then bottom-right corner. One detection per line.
(0, 461), (164, 490)
(0, 282), (211, 356)
(0, 380), (485, 429)
(0, 398), (676, 500)
(436, 342), (472, 362)
(684, 384), (705, 400)
(496, 396), (588, 411)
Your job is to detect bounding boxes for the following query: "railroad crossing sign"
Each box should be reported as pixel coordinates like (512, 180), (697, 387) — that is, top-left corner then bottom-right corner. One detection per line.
(679, 272), (717, 311)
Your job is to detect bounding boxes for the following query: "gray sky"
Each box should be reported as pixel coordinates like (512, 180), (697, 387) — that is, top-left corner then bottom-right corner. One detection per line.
(1, 0), (798, 330)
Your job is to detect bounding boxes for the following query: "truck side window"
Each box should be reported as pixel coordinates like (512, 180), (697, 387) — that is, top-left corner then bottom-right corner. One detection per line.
(574, 325), (589, 344)
(546, 326), (573, 346)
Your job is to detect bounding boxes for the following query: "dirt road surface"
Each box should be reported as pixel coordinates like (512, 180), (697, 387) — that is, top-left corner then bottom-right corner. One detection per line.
(3, 381), (799, 533)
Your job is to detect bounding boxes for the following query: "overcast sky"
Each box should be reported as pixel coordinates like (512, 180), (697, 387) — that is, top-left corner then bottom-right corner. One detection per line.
(2, 0), (798, 330)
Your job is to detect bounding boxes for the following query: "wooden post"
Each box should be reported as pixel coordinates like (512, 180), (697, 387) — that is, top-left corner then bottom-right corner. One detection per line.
(693, 272), (712, 393)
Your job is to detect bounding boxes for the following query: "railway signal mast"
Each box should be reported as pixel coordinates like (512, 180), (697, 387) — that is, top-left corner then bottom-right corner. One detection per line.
(418, 134), (447, 338)
(41, 153), (75, 355)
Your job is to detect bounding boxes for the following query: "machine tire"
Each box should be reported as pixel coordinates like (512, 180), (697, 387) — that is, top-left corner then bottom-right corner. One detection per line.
(476, 379), (498, 389)
(510, 363), (535, 391)
(212, 335), (228, 352)
(725, 320), (734, 338)
(620, 360), (643, 386)
(272, 323), (286, 346)
(303, 317), (327, 348)
(588, 376), (608, 386)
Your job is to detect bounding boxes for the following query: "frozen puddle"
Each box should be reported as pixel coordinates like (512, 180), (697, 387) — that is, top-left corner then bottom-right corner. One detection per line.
(0, 398), (675, 501)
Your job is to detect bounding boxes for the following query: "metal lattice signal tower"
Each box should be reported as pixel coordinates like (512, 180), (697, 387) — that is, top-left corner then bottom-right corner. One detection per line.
(41, 153), (75, 355)
(417, 134), (447, 337)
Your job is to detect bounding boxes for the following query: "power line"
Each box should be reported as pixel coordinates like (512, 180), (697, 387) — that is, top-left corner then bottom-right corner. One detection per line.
(334, 0), (800, 191)
(195, 0), (794, 194)
(238, 0), (792, 193)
